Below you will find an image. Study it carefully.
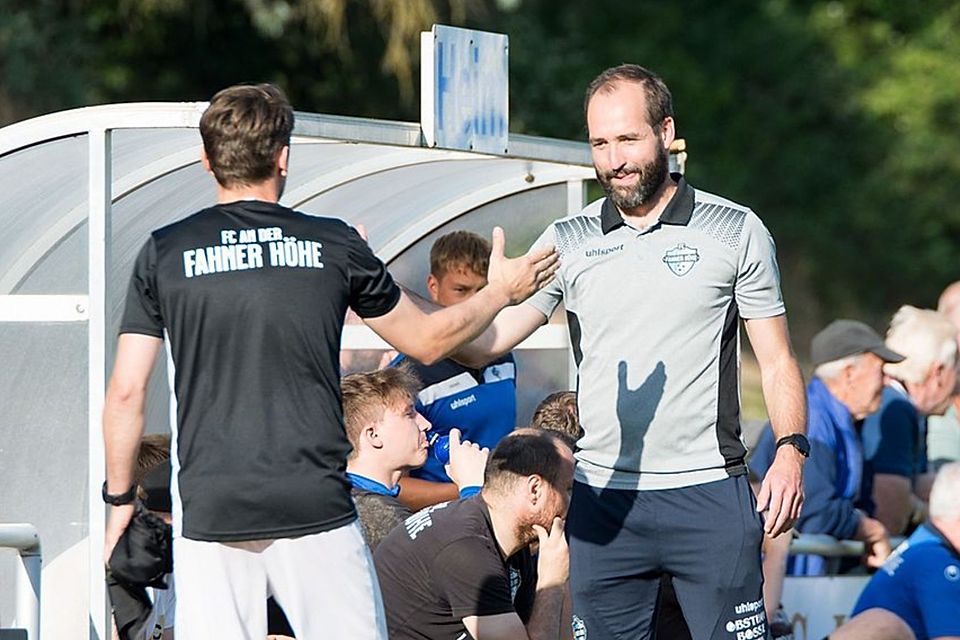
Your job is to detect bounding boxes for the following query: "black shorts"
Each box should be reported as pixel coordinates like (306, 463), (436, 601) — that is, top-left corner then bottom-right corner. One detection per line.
(567, 475), (768, 640)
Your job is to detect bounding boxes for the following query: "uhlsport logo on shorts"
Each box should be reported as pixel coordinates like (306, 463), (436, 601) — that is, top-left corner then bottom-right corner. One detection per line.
(571, 615), (587, 640)
(662, 242), (700, 276)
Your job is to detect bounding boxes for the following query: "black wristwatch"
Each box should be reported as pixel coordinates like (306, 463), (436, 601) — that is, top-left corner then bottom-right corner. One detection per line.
(102, 481), (137, 506)
(775, 433), (810, 458)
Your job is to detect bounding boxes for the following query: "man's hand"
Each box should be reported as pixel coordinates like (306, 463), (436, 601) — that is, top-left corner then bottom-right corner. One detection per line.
(533, 517), (569, 589)
(445, 428), (489, 489)
(486, 227), (559, 306)
(858, 515), (892, 569)
(756, 445), (804, 536)
(104, 503), (135, 564)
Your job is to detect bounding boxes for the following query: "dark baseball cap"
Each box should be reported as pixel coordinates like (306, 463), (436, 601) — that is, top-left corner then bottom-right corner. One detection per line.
(810, 319), (905, 367)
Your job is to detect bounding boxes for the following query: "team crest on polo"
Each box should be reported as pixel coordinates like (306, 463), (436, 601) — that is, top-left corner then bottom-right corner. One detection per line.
(572, 615), (587, 639)
(662, 242), (700, 276)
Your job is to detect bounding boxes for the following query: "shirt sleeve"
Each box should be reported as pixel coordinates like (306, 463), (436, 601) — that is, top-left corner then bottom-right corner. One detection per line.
(345, 224), (402, 319)
(431, 537), (516, 619)
(119, 237), (165, 338)
(912, 545), (960, 637)
(862, 397), (917, 477)
(735, 212), (786, 319)
(524, 224), (563, 319)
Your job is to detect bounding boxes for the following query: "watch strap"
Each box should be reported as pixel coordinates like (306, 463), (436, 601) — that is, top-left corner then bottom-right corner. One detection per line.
(102, 481), (137, 506)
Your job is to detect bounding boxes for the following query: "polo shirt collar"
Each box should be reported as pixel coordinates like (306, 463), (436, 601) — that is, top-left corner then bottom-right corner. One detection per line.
(600, 174), (694, 235)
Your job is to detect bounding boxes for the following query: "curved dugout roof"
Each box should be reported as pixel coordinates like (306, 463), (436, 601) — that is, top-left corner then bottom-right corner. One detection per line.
(0, 103), (594, 300)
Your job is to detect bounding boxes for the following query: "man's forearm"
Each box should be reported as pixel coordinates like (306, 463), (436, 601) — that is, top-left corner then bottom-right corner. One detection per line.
(397, 477), (460, 512)
(525, 585), (566, 640)
(103, 383), (148, 493)
(762, 354), (806, 440)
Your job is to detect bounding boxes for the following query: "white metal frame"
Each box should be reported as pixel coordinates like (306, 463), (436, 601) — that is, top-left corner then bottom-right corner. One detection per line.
(0, 103), (591, 639)
(0, 524), (41, 640)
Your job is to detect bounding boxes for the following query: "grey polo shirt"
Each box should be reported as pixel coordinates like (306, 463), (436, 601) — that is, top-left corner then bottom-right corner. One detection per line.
(527, 176), (785, 490)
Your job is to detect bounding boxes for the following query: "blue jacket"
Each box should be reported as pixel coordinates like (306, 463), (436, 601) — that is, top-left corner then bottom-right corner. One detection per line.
(751, 377), (864, 575)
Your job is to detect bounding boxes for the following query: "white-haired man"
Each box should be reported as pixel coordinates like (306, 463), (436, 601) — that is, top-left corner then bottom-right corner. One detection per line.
(752, 319), (903, 576)
(831, 462), (960, 640)
(861, 306), (959, 536)
(927, 282), (960, 471)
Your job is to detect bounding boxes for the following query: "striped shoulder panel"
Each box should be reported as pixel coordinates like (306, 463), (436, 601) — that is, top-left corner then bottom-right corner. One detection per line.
(554, 214), (603, 256)
(690, 199), (747, 250)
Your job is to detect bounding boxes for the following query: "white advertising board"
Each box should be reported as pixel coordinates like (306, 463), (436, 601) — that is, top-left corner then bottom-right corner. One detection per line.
(420, 25), (509, 154)
(779, 575), (869, 639)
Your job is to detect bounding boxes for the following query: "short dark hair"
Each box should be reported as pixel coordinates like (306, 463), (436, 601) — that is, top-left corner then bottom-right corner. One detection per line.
(531, 391), (582, 440)
(584, 64), (674, 129)
(199, 83), (294, 188)
(341, 365), (421, 460)
(484, 429), (574, 495)
(430, 230), (491, 279)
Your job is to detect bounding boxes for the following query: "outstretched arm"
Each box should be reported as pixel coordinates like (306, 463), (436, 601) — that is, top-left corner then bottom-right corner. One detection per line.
(364, 227), (557, 365)
(746, 314), (807, 537)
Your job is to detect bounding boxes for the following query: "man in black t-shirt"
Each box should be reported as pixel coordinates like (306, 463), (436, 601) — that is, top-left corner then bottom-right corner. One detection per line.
(375, 429), (576, 640)
(101, 83), (558, 640)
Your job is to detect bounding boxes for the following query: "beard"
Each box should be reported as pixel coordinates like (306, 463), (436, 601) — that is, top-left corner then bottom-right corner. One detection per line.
(596, 145), (669, 210)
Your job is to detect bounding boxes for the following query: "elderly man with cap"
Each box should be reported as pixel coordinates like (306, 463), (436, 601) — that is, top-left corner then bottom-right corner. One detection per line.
(752, 319), (904, 576)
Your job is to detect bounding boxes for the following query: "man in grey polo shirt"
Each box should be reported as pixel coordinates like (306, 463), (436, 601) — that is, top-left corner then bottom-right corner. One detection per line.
(458, 64), (807, 639)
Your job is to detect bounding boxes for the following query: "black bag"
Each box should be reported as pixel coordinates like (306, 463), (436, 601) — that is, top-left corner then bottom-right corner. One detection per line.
(108, 502), (173, 589)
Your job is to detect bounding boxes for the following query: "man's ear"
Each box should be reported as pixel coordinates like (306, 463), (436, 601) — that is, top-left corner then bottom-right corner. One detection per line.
(200, 148), (213, 175)
(426, 273), (440, 303)
(525, 475), (544, 506)
(278, 145), (290, 177)
(659, 116), (676, 151)
(363, 425), (384, 451)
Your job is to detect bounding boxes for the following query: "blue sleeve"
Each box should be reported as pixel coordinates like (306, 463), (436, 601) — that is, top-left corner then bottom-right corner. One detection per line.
(862, 397), (916, 477)
(796, 438), (861, 539)
(912, 547), (960, 637)
(748, 424), (776, 481)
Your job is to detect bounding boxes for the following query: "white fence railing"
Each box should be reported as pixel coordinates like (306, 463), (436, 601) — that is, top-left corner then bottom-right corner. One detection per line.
(0, 524), (41, 640)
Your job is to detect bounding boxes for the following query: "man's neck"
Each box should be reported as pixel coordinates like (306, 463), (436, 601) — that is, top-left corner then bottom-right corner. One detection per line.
(215, 179), (281, 205)
(931, 517), (960, 553)
(617, 176), (678, 229)
(345, 460), (402, 489)
(483, 494), (526, 558)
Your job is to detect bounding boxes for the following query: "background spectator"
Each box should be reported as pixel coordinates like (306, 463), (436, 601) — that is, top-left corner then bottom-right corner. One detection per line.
(834, 462), (960, 640)
(752, 320), (899, 575)
(531, 391), (583, 441)
(342, 367), (488, 550)
(374, 429), (575, 640)
(860, 306), (958, 536)
(393, 230), (520, 511)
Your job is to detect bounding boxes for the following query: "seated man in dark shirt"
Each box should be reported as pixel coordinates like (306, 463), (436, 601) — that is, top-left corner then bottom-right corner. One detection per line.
(374, 429), (575, 640)
(342, 367), (488, 550)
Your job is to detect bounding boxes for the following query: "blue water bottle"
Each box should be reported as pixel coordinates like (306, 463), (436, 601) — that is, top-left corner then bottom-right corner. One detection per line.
(429, 433), (451, 465)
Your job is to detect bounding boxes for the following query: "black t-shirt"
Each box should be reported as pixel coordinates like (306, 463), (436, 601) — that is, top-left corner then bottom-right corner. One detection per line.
(374, 497), (536, 640)
(120, 200), (401, 541)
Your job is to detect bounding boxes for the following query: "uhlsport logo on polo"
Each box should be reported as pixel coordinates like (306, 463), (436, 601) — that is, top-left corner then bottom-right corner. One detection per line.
(662, 242), (700, 276)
